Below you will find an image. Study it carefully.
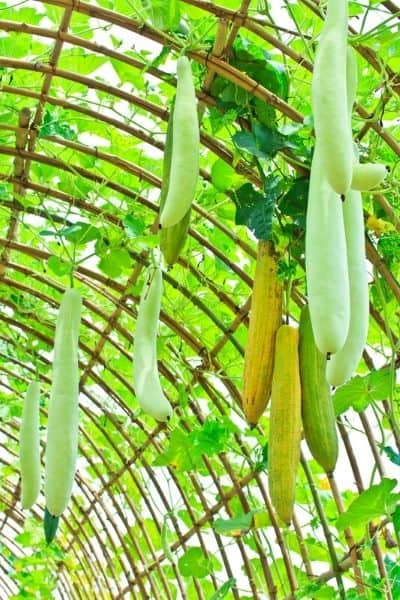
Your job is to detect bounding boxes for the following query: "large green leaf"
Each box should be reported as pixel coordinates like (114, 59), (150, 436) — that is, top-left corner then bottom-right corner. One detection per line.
(333, 367), (393, 415)
(178, 547), (215, 578)
(336, 478), (400, 530)
(234, 123), (297, 160)
(235, 178), (281, 240)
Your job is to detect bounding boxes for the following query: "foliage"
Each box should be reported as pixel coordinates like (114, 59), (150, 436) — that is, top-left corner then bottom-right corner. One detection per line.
(0, 0), (398, 598)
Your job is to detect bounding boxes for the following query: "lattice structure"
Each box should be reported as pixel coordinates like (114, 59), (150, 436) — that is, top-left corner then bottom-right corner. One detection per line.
(0, 1), (399, 598)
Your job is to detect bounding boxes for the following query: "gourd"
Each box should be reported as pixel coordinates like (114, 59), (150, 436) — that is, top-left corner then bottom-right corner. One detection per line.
(159, 56), (199, 228)
(133, 266), (172, 421)
(326, 187), (369, 386)
(312, 0), (353, 195)
(268, 325), (301, 525)
(305, 145), (350, 354)
(159, 102), (191, 266)
(242, 240), (282, 426)
(351, 162), (387, 191)
(20, 380), (41, 509)
(325, 43), (370, 386)
(299, 305), (338, 473)
(45, 287), (82, 517)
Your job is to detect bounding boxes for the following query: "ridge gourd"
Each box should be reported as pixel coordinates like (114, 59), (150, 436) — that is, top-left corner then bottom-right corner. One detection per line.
(45, 287), (82, 518)
(133, 266), (172, 422)
(299, 305), (338, 473)
(312, 0), (353, 195)
(268, 325), (301, 525)
(242, 240), (282, 425)
(159, 56), (199, 229)
(20, 380), (41, 509)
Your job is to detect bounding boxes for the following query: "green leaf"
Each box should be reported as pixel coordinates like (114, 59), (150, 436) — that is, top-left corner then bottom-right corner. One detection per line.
(98, 248), (132, 278)
(141, 0), (180, 30)
(123, 214), (146, 238)
(178, 547), (213, 578)
(279, 177), (309, 227)
(154, 419), (235, 473)
(153, 428), (200, 472)
(336, 478), (400, 530)
(62, 222), (101, 245)
(39, 109), (76, 140)
(231, 36), (289, 101)
(47, 256), (71, 277)
(211, 159), (239, 192)
(235, 178), (280, 240)
(188, 417), (235, 456)
(368, 367), (393, 400)
(333, 367), (393, 415)
(213, 513), (253, 537)
(378, 232), (400, 266)
(233, 123), (296, 160)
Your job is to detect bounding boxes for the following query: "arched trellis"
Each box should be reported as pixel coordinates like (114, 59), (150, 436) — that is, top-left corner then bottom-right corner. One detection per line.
(0, 0), (399, 598)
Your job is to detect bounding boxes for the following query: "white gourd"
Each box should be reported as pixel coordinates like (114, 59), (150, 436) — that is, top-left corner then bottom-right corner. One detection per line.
(45, 288), (82, 517)
(326, 188), (369, 385)
(326, 57), (369, 385)
(312, 0), (353, 195)
(305, 146), (350, 354)
(159, 56), (199, 228)
(133, 267), (172, 422)
(20, 380), (41, 509)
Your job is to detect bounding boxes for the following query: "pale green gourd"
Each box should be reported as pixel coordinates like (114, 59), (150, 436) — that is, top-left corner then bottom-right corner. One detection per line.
(324, 42), (371, 386)
(159, 102), (191, 266)
(159, 56), (199, 228)
(20, 380), (41, 509)
(133, 267), (172, 421)
(326, 187), (369, 386)
(312, 0), (353, 195)
(305, 145), (350, 354)
(45, 288), (82, 517)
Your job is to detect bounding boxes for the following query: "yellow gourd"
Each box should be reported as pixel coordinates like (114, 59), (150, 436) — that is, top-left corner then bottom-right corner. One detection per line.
(242, 241), (282, 425)
(268, 325), (302, 525)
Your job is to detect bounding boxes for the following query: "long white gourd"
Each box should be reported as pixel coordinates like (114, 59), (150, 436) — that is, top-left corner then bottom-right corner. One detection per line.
(312, 0), (353, 195)
(159, 56), (199, 228)
(133, 267), (172, 422)
(305, 146), (350, 354)
(326, 45), (370, 385)
(327, 188), (369, 385)
(45, 288), (82, 517)
(20, 380), (41, 509)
